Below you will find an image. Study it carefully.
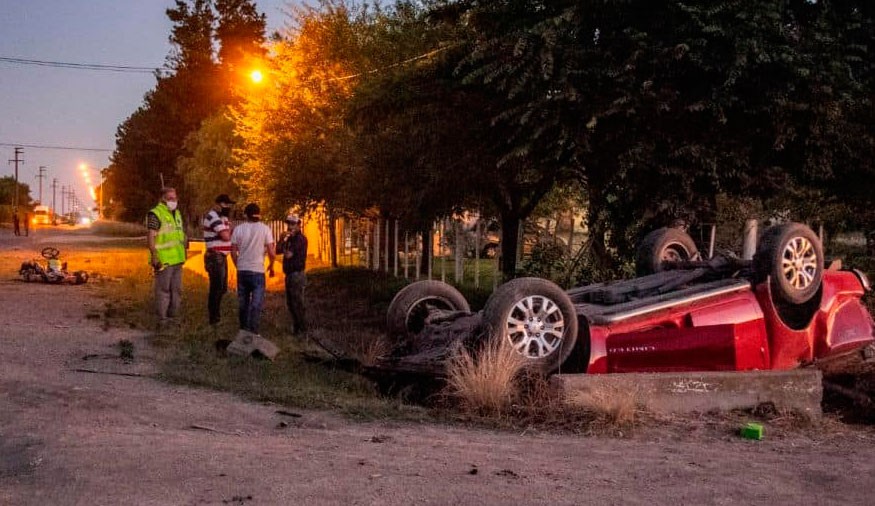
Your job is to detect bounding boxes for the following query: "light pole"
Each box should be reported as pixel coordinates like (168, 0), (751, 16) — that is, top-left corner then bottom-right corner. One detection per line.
(52, 178), (57, 221)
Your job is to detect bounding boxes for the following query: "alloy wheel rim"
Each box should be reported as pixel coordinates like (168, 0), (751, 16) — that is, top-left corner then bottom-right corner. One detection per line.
(782, 236), (818, 290)
(504, 295), (565, 359)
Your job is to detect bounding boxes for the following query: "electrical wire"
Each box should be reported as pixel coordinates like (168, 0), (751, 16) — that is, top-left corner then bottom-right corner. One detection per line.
(0, 142), (113, 152)
(0, 56), (160, 74)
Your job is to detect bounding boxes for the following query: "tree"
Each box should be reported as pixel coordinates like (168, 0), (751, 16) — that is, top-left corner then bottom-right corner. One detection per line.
(177, 112), (242, 213)
(105, 0), (267, 222)
(451, 0), (874, 268)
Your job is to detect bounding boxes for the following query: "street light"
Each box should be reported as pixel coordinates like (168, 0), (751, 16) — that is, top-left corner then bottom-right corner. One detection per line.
(249, 69), (264, 84)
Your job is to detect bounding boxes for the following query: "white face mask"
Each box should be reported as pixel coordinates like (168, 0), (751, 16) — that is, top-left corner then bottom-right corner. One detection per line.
(166, 201), (178, 211)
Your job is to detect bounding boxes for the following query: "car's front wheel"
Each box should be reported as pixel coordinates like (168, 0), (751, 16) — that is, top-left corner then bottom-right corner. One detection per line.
(754, 223), (824, 305)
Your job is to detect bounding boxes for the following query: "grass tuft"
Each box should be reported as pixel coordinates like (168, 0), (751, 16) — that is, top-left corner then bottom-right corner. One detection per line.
(445, 338), (526, 417)
(569, 384), (640, 427)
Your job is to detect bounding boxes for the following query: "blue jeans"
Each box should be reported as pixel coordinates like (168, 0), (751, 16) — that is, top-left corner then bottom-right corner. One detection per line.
(237, 270), (266, 334)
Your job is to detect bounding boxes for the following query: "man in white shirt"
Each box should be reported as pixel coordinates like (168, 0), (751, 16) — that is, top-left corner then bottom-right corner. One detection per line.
(230, 203), (276, 334)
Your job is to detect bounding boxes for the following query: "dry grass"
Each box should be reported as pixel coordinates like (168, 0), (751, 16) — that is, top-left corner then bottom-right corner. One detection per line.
(445, 338), (527, 417)
(569, 384), (640, 426)
(344, 330), (390, 367)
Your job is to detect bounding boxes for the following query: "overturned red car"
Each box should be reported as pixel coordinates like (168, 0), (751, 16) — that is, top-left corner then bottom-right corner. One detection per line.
(382, 223), (874, 375)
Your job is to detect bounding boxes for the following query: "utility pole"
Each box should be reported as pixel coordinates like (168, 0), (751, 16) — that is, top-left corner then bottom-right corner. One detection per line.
(36, 166), (47, 204)
(61, 185), (66, 217)
(51, 178), (58, 218)
(7, 147), (24, 210)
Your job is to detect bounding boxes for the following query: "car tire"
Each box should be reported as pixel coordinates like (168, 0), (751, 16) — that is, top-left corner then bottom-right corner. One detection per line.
(482, 277), (578, 374)
(754, 223), (823, 304)
(387, 281), (470, 341)
(636, 228), (699, 275)
(74, 271), (89, 285)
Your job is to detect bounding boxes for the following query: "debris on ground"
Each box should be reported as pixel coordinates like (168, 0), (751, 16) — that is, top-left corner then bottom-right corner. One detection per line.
(226, 330), (280, 361)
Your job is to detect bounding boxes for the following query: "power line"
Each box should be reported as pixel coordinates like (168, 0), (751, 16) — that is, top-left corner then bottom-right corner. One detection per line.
(0, 56), (159, 74)
(0, 142), (113, 153)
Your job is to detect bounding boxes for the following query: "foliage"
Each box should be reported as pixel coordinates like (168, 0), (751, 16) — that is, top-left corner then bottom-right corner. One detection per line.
(0, 176), (33, 209)
(177, 112), (242, 213)
(105, 0), (265, 222)
(450, 0), (875, 268)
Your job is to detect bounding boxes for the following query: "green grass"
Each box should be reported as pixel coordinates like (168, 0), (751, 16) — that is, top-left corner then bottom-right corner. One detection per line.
(96, 263), (431, 421)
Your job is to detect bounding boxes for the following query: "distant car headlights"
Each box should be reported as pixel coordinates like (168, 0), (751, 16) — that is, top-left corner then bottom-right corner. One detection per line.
(80, 217), (92, 226)
(851, 269), (871, 292)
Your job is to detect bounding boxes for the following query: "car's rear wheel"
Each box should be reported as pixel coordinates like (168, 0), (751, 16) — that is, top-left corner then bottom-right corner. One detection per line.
(636, 228), (700, 275)
(387, 281), (470, 341)
(755, 223), (824, 305)
(482, 277), (578, 374)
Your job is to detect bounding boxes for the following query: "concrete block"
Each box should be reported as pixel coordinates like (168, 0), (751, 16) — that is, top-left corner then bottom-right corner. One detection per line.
(552, 369), (822, 418)
(227, 330), (280, 361)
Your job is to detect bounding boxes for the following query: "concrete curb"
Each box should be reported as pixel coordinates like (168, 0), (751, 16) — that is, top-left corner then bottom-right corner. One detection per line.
(551, 369), (823, 418)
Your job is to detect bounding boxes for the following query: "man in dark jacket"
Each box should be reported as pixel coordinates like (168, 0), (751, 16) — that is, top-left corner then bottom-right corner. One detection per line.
(277, 214), (308, 334)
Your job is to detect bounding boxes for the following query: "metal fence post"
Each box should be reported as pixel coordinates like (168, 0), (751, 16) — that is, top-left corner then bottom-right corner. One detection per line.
(404, 230), (409, 279)
(742, 219), (758, 260)
(394, 220), (399, 277)
(474, 219), (481, 289)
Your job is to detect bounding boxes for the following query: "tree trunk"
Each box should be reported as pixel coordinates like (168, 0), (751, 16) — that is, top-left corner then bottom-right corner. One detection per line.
(586, 185), (613, 270)
(327, 207), (338, 268)
(419, 224), (433, 276)
(499, 213), (521, 280)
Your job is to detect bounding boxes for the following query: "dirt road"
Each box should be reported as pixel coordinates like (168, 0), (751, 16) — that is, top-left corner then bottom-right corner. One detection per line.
(2, 230), (874, 505)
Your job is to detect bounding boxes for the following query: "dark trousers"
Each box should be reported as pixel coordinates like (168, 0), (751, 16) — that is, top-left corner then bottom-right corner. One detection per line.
(237, 270), (266, 334)
(284, 271), (307, 333)
(204, 252), (228, 324)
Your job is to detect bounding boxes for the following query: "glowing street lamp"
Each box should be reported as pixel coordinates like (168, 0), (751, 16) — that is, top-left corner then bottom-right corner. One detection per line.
(249, 69), (264, 84)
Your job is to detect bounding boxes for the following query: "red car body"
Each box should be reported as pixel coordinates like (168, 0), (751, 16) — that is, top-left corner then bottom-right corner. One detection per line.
(577, 270), (874, 374)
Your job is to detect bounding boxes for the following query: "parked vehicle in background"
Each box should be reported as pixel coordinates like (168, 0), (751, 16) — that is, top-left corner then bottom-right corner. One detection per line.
(32, 205), (51, 226)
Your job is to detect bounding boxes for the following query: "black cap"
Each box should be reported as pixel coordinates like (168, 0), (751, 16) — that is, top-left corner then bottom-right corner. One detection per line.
(215, 194), (236, 205)
(244, 203), (261, 218)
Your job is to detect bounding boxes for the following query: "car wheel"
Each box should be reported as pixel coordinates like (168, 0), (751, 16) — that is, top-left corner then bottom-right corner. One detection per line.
(636, 228), (699, 275)
(74, 271), (89, 285)
(754, 222), (823, 304)
(387, 281), (470, 341)
(482, 277), (578, 374)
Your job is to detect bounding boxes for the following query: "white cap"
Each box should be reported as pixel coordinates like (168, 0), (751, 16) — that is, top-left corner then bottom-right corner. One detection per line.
(285, 214), (301, 224)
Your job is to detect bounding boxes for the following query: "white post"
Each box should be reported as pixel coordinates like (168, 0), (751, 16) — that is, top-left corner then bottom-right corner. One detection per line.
(404, 230), (409, 279)
(365, 221), (371, 269)
(708, 224), (717, 259)
(427, 228), (432, 280)
(394, 221), (399, 277)
(474, 219), (481, 289)
(440, 220), (446, 283)
(742, 219), (758, 260)
(494, 236), (500, 290)
(454, 219), (463, 283)
(374, 219), (381, 270)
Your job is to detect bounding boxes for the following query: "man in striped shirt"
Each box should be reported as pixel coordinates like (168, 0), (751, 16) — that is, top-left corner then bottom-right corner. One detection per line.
(203, 194), (236, 325)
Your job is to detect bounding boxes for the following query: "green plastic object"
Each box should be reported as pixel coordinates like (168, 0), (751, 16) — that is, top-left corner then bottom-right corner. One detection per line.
(740, 423), (764, 440)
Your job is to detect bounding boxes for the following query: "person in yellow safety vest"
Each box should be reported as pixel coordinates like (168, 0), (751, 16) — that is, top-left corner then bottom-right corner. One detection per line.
(146, 187), (187, 330)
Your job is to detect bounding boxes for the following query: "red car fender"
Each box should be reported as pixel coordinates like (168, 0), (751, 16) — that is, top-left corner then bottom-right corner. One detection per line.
(755, 270), (873, 369)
